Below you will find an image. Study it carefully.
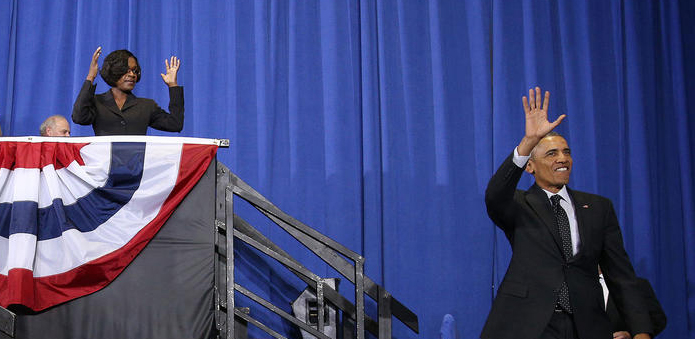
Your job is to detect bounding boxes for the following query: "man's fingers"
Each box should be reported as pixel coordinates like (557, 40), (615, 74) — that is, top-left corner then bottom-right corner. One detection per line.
(550, 114), (566, 128)
(522, 96), (530, 113)
(526, 87), (550, 113)
(542, 91), (550, 111)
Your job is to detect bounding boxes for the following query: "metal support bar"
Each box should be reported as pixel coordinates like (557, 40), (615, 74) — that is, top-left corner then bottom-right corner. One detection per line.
(225, 186), (235, 339)
(378, 286), (392, 339)
(229, 175), (360, 259)
(355, 258), (365, 339)
(214, 163), (419, 338)
(0, 306), (15, 338)
(214, 161), (229, 338)
(234, 284), (332, 339)
(233, 309), (285, 339)
(233, 215), (380, 334)
(316, 279), (325, 334)
(233, 307), (250, 339)
(256, 208), (418, 333)
(232, 230), (322, 283)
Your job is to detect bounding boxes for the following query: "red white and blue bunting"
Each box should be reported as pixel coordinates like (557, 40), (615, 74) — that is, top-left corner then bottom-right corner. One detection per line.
(0, 136), (219, 311)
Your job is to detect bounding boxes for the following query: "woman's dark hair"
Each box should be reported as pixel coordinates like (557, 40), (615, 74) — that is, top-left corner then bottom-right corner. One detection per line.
(100, 49), (141, 87)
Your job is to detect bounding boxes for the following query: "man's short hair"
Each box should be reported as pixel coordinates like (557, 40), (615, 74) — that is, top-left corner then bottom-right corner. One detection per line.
(529, 131), (563, 159)
(40, 115), (67, 136)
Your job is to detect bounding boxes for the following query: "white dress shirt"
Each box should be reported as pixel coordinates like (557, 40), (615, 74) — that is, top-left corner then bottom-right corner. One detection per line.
(599, 273), (609, 309)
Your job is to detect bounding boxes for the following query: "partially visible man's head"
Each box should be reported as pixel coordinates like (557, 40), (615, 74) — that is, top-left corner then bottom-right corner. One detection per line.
(525, 132), (572, 193)
(40, 115), (71, 137)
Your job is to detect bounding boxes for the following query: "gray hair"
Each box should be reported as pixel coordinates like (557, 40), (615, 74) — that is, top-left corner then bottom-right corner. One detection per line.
(39, 115), (68, 136)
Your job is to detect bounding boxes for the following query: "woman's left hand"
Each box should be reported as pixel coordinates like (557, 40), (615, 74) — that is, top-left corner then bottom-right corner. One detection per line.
(161, 56), (181, 87)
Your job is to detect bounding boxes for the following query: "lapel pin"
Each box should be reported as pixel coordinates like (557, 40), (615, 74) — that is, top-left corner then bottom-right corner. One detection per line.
(582, 204), (589, 209)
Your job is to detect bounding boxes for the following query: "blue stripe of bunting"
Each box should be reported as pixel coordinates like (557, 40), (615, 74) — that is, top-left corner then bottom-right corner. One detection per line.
(0, 142), (145, 241)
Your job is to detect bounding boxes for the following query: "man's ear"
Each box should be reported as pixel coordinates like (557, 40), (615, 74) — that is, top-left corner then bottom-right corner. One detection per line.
(525, 160), (534, 174)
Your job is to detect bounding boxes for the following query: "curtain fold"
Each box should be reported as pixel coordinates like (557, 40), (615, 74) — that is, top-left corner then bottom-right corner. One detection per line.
(0, 0), (17, 136)
(0, 0), (692, 337)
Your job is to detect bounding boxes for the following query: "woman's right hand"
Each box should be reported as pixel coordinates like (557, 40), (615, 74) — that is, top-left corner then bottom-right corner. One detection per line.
(86, 46), (102, 82)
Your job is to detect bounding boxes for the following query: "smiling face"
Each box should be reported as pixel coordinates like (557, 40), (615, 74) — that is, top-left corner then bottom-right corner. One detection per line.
(525, 135), (572, 193)
(114, 57), (139, 92)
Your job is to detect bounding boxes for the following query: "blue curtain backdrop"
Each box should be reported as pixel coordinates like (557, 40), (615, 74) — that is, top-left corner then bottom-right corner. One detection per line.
(1, 0), (693, 337)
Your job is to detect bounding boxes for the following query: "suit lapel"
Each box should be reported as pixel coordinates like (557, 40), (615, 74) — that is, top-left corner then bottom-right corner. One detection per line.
(121, 92), (138, 111)
(97, 90), (138, 114)
(525, 184), (564, 255)
(97, 90), (122, 116)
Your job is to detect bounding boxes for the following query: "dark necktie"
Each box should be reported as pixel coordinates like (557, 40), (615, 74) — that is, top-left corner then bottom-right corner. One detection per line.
(551, 194), (572, 313)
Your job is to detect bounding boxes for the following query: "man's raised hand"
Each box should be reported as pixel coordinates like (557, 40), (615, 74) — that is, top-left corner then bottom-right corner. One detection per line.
(522, 86), (564, 139)
(517, 86), (566, 156)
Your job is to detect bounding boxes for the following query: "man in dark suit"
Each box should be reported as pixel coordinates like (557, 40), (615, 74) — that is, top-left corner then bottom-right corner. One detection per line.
(481, 87), (653, 339)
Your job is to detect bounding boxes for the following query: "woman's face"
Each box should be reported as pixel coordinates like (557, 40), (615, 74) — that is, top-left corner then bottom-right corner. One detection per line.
(114, 57), (139, 92)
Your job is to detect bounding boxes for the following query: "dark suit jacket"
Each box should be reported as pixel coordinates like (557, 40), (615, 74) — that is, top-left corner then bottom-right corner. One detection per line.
(481, 153), (653, 339)
(606, 277), (666, 336)
(72, 80), (184, 136)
